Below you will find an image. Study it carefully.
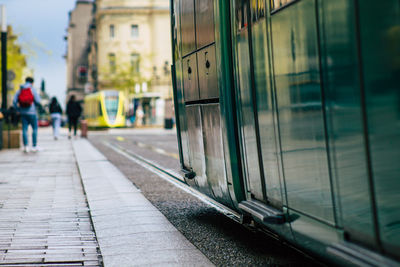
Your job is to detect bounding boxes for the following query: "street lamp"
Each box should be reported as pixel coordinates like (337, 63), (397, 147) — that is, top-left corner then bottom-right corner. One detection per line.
(1, 5), (7, 111)
(0, 5), (7, 150)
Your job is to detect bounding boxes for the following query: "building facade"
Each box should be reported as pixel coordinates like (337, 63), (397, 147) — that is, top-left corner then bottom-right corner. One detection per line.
(87, 0), (172, 126)
(65, 0), (93, 101)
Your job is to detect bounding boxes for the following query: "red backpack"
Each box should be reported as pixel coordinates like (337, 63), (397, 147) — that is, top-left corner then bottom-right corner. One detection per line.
(18, 87), (34, 108)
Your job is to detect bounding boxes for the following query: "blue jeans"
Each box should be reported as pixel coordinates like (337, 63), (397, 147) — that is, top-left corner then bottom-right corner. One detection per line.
(51, 113), (61, 138)
(21, 114), (38, 147)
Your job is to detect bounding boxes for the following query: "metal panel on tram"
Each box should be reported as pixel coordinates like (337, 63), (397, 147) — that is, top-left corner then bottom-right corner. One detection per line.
(198, 45), (219, 99)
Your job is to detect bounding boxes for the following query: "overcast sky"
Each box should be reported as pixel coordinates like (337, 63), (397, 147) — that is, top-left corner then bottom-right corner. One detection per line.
(0, 0), (77, 106)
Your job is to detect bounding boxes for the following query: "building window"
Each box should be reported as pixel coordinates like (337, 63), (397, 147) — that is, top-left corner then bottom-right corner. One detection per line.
(109, 53), (116, 73)
(110, 24), (115, 38)
(131, 24), (139, 38)
(163, 60), (170, 76)
(130, 53), (140, 74)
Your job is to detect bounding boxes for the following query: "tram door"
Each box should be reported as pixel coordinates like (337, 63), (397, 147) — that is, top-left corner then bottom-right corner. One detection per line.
(249, 1), (284, 208)
(356, 0), (400, 258)
(316, 0), (379, 250)
(232, 0), (283, 208)
(270, 0), (336, 224)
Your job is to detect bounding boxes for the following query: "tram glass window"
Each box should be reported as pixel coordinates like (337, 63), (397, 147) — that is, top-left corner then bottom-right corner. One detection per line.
(271, 0), (334, 222)
(195, 0), (215, 48)
(104, 93), (119, 121)
(98, 101), (102, 117)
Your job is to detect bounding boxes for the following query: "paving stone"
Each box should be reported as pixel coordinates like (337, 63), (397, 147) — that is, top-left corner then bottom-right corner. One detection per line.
(0, 129), (212, 267)
(91, 213), (170, 228)
(0, 130), (101, 266)
(102, 249), (213, 267)
(84, 260), (102, 266)
(72, 138), (214, 267)
(94, 223), (177, 238)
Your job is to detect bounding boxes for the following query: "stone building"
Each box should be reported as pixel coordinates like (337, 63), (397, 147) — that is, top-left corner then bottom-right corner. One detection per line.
(65, 0), (94, 101)
(87, 0), (172, 126)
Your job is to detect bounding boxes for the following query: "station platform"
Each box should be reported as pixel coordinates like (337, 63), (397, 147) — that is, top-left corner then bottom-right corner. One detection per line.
(0, 129), (213, 267)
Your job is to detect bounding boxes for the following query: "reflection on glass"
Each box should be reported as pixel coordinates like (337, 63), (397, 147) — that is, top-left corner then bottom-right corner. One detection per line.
(252, 12), (283, 206)
(251, 0), (265, 22)
(235, 0), (264, 201)
(359, 0), (400, 255)
(236, 0), (248, 30)
(195, 0), (215, 48)
(175, 59), (191, 169)
(319, 0), (375, 246)
(271, 0), (334, 223)
(181, 0), (196, 55)
(271, 0), (295, 10)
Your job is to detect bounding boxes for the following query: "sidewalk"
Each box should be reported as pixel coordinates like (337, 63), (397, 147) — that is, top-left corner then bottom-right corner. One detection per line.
(0, 129), (101, 266)
(0, 129), (213, 267)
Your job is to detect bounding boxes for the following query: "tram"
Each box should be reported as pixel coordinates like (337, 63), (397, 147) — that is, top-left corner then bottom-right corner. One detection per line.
(84, 90), (125, 128)
(170, 0), (400, 265)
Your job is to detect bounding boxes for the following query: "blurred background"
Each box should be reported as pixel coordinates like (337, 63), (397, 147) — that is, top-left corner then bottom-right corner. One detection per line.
(0, 0), (173, 128)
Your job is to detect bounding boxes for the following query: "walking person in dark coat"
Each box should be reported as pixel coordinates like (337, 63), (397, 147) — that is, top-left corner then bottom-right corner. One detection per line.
(66, 95), (82, 139)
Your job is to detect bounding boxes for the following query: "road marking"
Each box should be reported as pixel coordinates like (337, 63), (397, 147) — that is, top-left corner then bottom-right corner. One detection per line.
(116, 136), (125, 141)
(115, 136), (179, 159)
(135, 141), (179, 159)
(103, 141), (240, 222)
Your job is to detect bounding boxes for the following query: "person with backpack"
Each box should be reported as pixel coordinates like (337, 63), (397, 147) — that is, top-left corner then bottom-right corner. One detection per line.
(66, 95), (82, 139)
(13, 77), (41, 153)
(49, 97), (62, 140)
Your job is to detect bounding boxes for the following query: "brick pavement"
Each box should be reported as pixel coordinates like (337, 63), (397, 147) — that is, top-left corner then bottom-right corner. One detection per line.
(0, 128), (213, 267)
(0, 129), (101, 266)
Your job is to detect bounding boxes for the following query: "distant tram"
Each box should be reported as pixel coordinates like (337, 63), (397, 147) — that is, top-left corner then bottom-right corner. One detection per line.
(84, 90), (125, 128)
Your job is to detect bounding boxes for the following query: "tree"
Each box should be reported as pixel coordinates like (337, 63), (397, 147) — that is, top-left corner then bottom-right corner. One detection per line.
(0, 26), (30, 99)
(99, 52), (152, 96)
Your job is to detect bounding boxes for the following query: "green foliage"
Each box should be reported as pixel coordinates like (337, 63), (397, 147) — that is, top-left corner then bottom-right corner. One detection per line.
(99, 52), (152, 94)
(3, 122), (21, 131)
(0, 26), (29, 95)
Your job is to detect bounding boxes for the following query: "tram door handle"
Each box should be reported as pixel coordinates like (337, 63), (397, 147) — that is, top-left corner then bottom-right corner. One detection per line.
(187, 59), (192, 80)
(205, 52), (210, 75)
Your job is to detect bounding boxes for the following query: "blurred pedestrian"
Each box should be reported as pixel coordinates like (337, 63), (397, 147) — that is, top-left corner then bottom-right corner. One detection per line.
(13, 77), (41, 153)
(135, 105), (144, 127)
(49, 97), (62, 140)
(66, 95), (82, 139)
